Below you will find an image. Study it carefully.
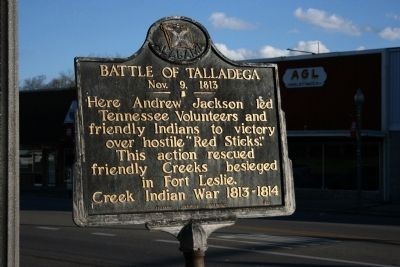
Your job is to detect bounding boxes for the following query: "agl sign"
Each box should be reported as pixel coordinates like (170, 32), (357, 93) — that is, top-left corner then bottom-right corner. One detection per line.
(283, 67), (327, 88)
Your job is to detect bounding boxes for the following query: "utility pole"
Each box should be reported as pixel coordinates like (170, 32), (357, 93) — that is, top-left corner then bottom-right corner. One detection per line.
(0, 0), (19, 266)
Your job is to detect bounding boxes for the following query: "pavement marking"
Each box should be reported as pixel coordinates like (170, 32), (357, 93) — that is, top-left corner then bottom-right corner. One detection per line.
(156, 239), (396, 267)
(36, 226), (60, 231)
(91, 232), (116, 237)
(233, 224), (387, 242)
(213, 233), (339, 249)
(210, 237), (293, 249)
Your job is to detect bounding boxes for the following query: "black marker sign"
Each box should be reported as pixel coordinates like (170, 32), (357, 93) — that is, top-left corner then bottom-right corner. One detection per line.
(74, 16), (295, 226)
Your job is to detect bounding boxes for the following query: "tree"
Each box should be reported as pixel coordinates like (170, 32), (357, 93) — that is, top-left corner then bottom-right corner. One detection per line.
(20, 75), (47, 90)
(20, 71), (75, 90)
(46, 71), (75, 88)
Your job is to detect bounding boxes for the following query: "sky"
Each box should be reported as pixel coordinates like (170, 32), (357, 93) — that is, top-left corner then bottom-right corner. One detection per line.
(19, 0), (400, 83)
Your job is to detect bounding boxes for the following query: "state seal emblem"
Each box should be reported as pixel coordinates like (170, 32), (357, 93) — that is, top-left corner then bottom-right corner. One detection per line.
(148, 17), (209, 63)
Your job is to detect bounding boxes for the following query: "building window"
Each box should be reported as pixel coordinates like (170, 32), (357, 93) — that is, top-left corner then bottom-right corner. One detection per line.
(20, 149), (58, 188)
(20, 149), (43, 186)
(290, 142), (323, 189)
(289, 140), (381, 191)
(47, 151), (56, 187)
(362, 142), (381, 190)
(325, 144), (356, 189)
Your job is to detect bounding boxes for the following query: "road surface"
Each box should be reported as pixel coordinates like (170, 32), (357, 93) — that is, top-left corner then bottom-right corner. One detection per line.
(20, 202), (400, 267)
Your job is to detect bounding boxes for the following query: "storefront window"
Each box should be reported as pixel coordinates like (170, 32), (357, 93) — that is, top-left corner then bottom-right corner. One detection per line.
(325, 144), (356, 189)
(362, 143), (380, 190)
(290, 142), (323, 189)
(20, 149), (59, 188)
(20, 149), (43, 186)
(47, 151), (56, 187)
(288, 139), (381, 191)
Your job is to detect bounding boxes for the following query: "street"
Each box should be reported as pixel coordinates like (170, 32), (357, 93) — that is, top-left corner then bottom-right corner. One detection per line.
(20, 196), (400, 267)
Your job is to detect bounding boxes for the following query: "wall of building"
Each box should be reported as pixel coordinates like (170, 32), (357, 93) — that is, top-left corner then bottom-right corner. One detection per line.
(388, 132), (400, 202)
(19, 49), (399, 203)
(20, 88), (76, 191)
(386, 48), (400, 202)
(273, 52), (382, 131)
(256, 49), (395, 202)
(387, 48), (400, 131)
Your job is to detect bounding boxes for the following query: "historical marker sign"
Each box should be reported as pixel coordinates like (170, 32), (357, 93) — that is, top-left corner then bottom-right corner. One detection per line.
(74, 17), (295, 226)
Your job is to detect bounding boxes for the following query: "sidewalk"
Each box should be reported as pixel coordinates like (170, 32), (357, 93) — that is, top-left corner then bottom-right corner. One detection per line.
(296, 198), (400, 218)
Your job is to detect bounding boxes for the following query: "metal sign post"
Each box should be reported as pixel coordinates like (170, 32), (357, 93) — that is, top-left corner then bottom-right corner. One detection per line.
(147, 220), (235, 267)
(74, 16), (295, 266)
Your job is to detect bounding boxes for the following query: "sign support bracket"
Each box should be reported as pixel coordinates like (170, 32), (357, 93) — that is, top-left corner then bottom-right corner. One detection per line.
(147, 219), (235, 267)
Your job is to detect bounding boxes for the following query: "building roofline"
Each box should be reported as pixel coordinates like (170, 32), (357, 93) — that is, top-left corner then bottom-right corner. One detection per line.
(19, 86), (76, 94)
(246, 46), (400, 63)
